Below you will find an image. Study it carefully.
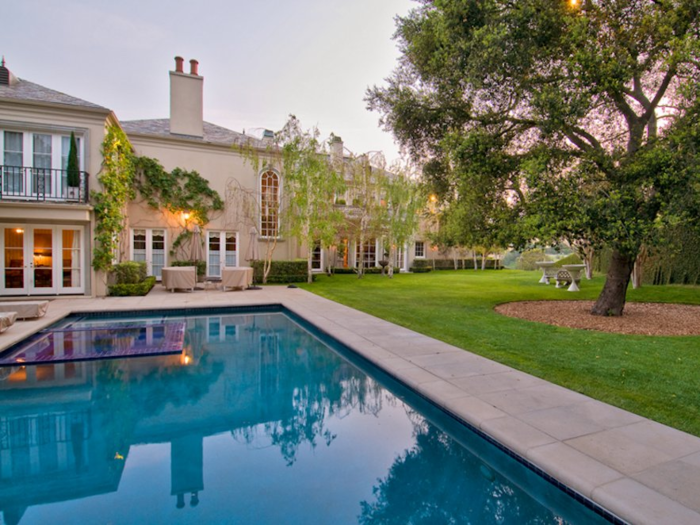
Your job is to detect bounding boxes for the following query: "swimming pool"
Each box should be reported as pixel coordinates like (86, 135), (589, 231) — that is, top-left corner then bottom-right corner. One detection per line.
(0, 307), (614, 524)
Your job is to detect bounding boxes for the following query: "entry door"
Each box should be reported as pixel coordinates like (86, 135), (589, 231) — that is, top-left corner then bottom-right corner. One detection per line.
(1, 226), (84, 295)
(206, 231), (237, 278)
(311, 242), (323, 271)
(131, 229), (166, 280)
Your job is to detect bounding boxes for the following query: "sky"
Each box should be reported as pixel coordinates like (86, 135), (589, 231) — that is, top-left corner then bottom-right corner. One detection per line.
(3, 0), (415, 162)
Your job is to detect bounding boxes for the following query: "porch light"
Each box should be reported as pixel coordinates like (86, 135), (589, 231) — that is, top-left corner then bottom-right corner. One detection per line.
(15, 228), (24, 234)
(182, 211), (191, 222)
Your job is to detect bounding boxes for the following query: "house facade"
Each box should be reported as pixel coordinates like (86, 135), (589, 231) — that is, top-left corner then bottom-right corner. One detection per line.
(120, 58), (302, 283)
(0, 59), (113, 297)
(0, 57), (438, 298)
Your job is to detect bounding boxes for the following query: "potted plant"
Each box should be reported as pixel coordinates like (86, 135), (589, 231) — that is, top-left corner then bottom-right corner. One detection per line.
(66, 132), (80, 199)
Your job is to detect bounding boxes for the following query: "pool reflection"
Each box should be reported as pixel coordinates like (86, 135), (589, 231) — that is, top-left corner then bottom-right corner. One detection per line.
(0, 312), (607, 524)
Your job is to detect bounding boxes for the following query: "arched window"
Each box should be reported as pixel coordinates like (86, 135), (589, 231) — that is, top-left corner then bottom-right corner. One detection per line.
(260, 170), (280, 237)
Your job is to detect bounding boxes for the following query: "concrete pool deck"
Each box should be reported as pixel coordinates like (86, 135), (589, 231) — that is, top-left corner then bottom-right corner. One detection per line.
(1, 286), (699, 525)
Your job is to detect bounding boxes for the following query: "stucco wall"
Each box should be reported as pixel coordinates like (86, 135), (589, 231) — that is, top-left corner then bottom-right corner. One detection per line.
(125, 134), (302, 269)
(0, 100), (113, 296)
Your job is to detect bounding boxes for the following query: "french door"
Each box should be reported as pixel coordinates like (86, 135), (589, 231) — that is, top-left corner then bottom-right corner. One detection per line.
(1, 225), (84, 295)
(206, 231), (238, 278)
(311, 242), (323, 271)
(131, 229), (166, 280)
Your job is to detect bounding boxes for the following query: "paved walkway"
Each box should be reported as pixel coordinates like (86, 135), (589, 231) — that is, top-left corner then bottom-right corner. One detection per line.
(1, 286), (699, 525)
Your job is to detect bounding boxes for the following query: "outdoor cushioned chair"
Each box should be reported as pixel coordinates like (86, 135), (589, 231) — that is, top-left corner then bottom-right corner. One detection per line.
(0, 312), (18, 333)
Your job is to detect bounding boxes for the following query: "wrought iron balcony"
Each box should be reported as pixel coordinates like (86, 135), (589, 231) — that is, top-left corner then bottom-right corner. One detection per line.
(0, 166), (89, 203)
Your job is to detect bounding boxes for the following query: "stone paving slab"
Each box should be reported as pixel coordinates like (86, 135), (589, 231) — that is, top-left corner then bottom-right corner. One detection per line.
(2, 286), (699, 525)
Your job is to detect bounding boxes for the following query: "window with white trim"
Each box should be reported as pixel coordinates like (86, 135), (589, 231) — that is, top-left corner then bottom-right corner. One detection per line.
(356, 239), (377, 268)
(414, 241), (425, 258)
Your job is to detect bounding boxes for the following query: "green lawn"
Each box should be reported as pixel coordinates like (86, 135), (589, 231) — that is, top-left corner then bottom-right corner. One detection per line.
(299, 270), (700, 438)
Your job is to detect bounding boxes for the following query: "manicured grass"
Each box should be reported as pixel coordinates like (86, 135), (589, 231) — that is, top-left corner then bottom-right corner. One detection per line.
(300, 270), (700, 437)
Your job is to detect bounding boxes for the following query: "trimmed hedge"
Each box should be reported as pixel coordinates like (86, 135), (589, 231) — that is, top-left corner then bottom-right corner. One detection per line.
(412, 258), (501, 271)
(171, 259), (206, 277)
(253, 260), (311, 283)
(331, 267), (400, 275)
(109, 276), (156, 296)
(112, 261), (147, 284)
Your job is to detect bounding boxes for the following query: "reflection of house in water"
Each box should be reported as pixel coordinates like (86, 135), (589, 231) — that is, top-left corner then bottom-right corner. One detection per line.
(0, 360), (122, 525)
(0, 313), (360, 522)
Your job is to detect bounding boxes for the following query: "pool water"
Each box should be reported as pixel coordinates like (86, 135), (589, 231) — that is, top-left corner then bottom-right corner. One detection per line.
(0, 309), (612, 524)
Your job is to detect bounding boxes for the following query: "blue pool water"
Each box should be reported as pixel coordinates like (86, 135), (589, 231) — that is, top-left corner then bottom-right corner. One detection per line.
(0, 308), (612, 524)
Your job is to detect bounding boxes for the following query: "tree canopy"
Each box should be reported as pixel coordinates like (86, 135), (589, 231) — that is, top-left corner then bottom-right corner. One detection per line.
(368, 0), (700, 315)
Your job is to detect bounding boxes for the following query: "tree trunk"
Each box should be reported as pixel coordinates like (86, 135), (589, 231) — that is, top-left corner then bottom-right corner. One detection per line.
(357, 233), (364, 279)
(388, 245), (395, 278)
(631, 245), (648, 289)
(307, 252), (313, 284)
(583, 245), (594, 280)
(591, 249), (636, 316)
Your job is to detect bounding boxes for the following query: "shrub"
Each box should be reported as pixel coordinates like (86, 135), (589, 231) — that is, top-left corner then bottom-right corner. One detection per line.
(554, 253), (583, 267)
(171, 259), (206, 277)
(112, 261), (147, 284)
(411, 258), (502, 271)
(331, 267), (356, 274)
(516, 249), (547, 271)
(109, 276), (156, 296)
(252, 260), (310, 283)
(502, 250), (521, 269)
(410, 259), (433, 273)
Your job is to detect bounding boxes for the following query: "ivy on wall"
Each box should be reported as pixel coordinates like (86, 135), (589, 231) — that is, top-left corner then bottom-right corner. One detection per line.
(133, 156), (224, 254)
(92, 125), (135, 271)
(92, 126), (224, 271)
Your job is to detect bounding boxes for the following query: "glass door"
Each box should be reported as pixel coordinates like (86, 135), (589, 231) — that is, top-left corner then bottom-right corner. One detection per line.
(206, 231), (237, 278)
(1, 226), (84, 295)
(61, 229), (83, 292)
(131, 229), (166, 280)
(3, 227), (25, 292)
(31, 228), (54, 293)
(311, 242), (323, 271)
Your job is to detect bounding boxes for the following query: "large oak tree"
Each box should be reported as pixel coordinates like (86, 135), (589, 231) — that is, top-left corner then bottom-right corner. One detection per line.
(368, 0), (700, 315)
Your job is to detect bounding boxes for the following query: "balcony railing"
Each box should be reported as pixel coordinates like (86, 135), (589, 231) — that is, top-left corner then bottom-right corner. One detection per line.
(0, 166), (89, 203)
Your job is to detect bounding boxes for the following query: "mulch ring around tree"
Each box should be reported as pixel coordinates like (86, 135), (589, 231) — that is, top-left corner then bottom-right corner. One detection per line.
(495, 301), (700, 336)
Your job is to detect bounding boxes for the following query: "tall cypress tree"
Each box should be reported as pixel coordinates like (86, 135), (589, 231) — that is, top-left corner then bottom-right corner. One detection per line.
(66, 131), (80, 188)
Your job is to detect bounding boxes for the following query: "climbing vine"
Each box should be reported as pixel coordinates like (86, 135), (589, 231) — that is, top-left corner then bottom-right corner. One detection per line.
(92, 127), (224, 270)
(92, 125), (135, 271)
(133, 156), (224, 254)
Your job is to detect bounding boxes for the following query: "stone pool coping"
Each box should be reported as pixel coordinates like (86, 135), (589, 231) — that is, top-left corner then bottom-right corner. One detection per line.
(1, 286), (699, 525)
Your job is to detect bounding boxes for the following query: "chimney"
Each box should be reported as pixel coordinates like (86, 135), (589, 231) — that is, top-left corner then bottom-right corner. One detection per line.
(330, 135), (344, 168)
(169, 56), (203, 137)
(0, 57), (18, 87)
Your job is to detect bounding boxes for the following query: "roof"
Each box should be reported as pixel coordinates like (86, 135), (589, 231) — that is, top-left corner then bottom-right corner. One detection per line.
(0, 77), (108, 111)
(120, 118), (267, 149)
